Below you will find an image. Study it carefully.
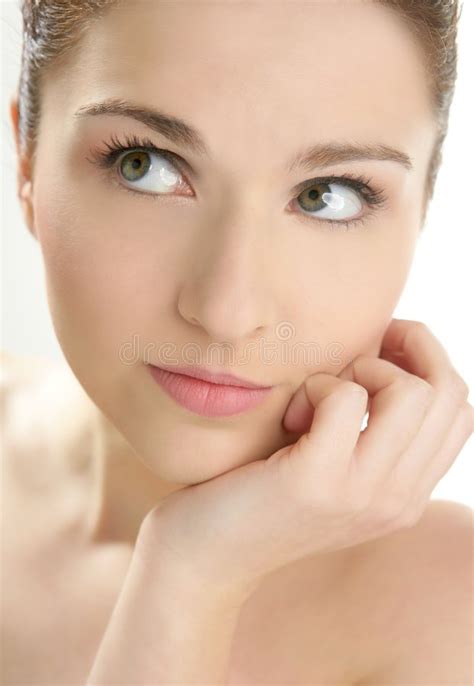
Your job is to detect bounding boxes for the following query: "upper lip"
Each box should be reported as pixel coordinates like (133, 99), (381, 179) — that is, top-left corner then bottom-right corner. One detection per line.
(152, 363), (273, 389)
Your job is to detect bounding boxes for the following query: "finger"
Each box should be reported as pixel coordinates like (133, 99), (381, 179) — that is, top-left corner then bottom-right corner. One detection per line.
(381, 321), (471, 427)
(337, 355), (434, 487)
(286, 373), (368, 478)
(344, 320), (470, 489)
(409, 402), (474, 514)
(380, 319), (454, 385)
(283, 372), (368, 436)
(282, 378), (320, 435)
(384, 370), (469, 490)
(379, 320), (471, 488)
(378, 349), (414, 375)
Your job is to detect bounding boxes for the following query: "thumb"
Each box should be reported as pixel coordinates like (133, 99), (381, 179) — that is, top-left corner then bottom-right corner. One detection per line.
(282, 370), (345, 435)
(282, 362), (364, 435)
(281, 379), (315, 435)
(336, 357), (373, 421)
(337, 358), (357, 382)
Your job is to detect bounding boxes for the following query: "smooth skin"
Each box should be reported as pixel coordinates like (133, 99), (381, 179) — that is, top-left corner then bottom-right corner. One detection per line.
(4, 0), (474, 683)
(85, 320), (474, 684)
(10, 0), (441, 548)
(134, 320), (474, 593)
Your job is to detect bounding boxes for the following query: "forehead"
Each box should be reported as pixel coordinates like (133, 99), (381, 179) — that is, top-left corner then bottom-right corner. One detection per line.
(45, 0), (435, 172)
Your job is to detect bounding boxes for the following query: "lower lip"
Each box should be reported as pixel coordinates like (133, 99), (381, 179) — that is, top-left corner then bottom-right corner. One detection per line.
(147, 365), (273, 417)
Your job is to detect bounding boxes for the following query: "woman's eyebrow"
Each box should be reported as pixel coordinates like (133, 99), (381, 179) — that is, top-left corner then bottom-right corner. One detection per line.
(74, 98), (413, 172)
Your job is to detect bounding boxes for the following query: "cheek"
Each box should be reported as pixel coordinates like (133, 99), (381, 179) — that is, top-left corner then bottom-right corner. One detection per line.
(34, 189), (175, 368)
(286, 226), (416, 368)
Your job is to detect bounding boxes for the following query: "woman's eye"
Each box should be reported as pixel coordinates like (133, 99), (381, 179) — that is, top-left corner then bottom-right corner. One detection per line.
(91, 136), (387, 230)
(116, 149), (191, 196)
(293, 182), (363, 222)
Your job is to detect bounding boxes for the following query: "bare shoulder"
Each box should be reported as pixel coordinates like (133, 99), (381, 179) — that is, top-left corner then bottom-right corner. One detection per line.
(359, 498), (473, 685)
(1, 348), (96, 557)
(1, 348), (94, 488)
(0, 348), (56, 390)
(1, 349), (59, 448)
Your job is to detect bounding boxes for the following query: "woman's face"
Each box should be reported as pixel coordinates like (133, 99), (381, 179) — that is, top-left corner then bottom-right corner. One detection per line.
(29, 0), (436, 483)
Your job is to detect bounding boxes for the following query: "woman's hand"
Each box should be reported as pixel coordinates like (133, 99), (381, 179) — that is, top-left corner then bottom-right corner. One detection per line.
(136, 318), (474, 600)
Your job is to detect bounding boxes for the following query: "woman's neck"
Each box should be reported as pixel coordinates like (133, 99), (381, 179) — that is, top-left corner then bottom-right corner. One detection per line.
(81, 404), (183, 546)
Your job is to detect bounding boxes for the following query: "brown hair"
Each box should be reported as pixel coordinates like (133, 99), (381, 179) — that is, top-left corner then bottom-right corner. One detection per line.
(16, 0), (462, 225)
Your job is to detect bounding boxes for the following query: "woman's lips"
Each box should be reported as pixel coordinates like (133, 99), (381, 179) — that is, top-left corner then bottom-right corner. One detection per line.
(147, 364), (273, 417)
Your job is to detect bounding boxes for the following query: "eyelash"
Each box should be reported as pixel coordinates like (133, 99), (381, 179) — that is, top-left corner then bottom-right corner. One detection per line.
(87, 132), (389, 231)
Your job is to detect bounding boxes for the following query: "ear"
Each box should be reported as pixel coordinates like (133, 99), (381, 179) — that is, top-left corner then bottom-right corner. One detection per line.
(9, 96), (37, 241)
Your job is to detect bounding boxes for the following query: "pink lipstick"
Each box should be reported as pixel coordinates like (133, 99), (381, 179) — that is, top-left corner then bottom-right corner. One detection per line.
(147, 363), (273, 417)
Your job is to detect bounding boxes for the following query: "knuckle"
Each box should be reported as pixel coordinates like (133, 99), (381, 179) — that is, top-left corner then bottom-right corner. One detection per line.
(445, 369), (470, 404)
(391, 475), (412, 502)
(342, 381), (369, 401)
(346, 485), (372, 514)
(460, 402), (474, 433)
(378, 486), (411, 525)
(403, 376), (434, 402)
(400, 503), (425, 529)
(374, 503), (401, 528)
(411, 320), (431, 337)
(371, 495), (403, 527)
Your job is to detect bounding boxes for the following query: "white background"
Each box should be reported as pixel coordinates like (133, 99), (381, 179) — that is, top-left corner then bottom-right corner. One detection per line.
(1, 1), (473, 507)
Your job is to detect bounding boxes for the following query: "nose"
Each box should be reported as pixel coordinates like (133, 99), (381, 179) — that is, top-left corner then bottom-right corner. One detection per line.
(177, 218), (275, 344)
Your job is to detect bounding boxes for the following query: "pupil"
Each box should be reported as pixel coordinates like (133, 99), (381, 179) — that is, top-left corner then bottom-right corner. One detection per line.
(132, 157), (141, 169)
(308, 189), (320, 200)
